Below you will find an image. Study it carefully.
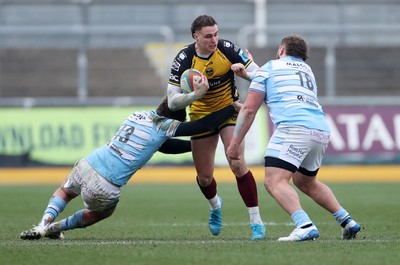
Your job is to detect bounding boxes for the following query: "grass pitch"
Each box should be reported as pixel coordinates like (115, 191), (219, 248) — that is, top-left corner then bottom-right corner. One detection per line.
(1, 182), (399, 265)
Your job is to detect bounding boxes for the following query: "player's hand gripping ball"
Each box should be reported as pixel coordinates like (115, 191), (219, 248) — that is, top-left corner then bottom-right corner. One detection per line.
(180, 69), (202, 94)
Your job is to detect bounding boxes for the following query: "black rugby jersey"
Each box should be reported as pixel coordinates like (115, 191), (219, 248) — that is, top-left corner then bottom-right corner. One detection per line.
(168, 39), (252, 113)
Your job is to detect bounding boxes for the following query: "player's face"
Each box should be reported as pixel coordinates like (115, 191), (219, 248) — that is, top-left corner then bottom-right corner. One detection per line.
(194, 25), (218, 54)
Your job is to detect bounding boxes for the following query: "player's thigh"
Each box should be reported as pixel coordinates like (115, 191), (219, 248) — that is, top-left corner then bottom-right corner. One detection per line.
(264, 165), (294, 188)
(84, 175), (120, 212)
(300, 132), (329, 173)
(266, 126), (313, 169)
(192, 134), (219, 176)
(74, 159), (121, 212)
(63, 160), (84, 196)
(219, 126), (244, 152)
(292, 171), (317, 190)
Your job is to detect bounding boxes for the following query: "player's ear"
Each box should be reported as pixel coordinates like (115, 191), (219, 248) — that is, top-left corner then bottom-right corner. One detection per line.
(192, 31), (200, 40)
(276, 45), (285, 59)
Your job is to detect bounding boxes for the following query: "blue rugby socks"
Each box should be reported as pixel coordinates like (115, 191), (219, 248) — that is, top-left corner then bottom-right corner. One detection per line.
(333, 207), (352, 227)
(39, 196), (67, 227)
(291, 209), (313, 228)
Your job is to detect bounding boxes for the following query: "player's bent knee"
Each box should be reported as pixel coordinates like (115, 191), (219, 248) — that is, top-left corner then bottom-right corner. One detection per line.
(229, 159), (247, 177)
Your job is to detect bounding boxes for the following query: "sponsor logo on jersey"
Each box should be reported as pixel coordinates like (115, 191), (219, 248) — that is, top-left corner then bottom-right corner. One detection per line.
(178, 52), (187, 61)
(286, 62), (306, 68)
(171, 60), (181, 71)
(169, 74), (179, 82)
(208, 79), (222, 87)
(238, 49), (248, 61)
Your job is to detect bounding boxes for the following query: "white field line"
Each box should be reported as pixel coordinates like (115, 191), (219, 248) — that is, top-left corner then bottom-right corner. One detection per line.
(145, 222), (296, 227)
(7, 238), (400, 246)
(6, 222), (397, 245)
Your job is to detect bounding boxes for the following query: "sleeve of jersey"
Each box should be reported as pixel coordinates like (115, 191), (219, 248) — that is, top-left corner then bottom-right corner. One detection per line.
(249, 67), (270, 93)
(167, 46), (198, 110)
(167, 84), (197, 111)
(219, 39), (251, 67)
(168, 46), (191, 85)
(173, 105), (235, 137)
(158, 139), (191, 154)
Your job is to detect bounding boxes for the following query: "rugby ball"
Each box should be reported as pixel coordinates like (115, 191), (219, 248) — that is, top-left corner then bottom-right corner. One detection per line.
(180, 69), (202, 94)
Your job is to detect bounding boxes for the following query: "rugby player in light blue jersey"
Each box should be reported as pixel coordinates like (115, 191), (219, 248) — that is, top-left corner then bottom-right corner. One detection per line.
(228, 34), (360, 242)
(20, 78), (242, 240)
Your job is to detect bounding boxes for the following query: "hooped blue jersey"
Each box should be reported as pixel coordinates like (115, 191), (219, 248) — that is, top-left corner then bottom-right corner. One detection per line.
(250, 56), (330, 132)
(86, 110), (180, 186)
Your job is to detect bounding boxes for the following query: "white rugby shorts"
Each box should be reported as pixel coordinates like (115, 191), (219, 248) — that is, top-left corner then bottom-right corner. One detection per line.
(265, 125), (330, 172)
(63, 159), (121, 212)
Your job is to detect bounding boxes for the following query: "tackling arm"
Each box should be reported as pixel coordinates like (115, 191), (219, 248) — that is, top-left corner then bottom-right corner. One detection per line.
(158, 139), (191, 154)
(174, 104), (236, 137)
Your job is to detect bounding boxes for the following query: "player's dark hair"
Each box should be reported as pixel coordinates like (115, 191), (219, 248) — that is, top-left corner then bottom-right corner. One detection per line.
(190, 15), (217, 38)
(156, 96), (186, 122)
(281, 34), (309, 61)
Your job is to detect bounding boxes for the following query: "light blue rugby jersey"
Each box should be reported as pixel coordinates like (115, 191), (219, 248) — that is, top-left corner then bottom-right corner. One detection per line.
(86, 110), (181, 187)
(250, 56), (330, 132)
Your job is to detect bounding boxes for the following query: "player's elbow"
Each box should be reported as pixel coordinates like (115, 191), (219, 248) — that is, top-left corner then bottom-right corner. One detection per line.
(167, 86), (186, 111)
(242, 105), (258, 117)
(167, 99), (180, 111)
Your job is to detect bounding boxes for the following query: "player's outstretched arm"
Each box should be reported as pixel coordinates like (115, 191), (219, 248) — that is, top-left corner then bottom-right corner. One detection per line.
(158, 139), (191, 154)
(174, 104), (237, 137)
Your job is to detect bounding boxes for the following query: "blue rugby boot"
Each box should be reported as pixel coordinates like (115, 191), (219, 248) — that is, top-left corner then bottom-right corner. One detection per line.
(209, 197), (223, 236)
(342, 219), (361, 239)
(251, 223), (266, 240)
